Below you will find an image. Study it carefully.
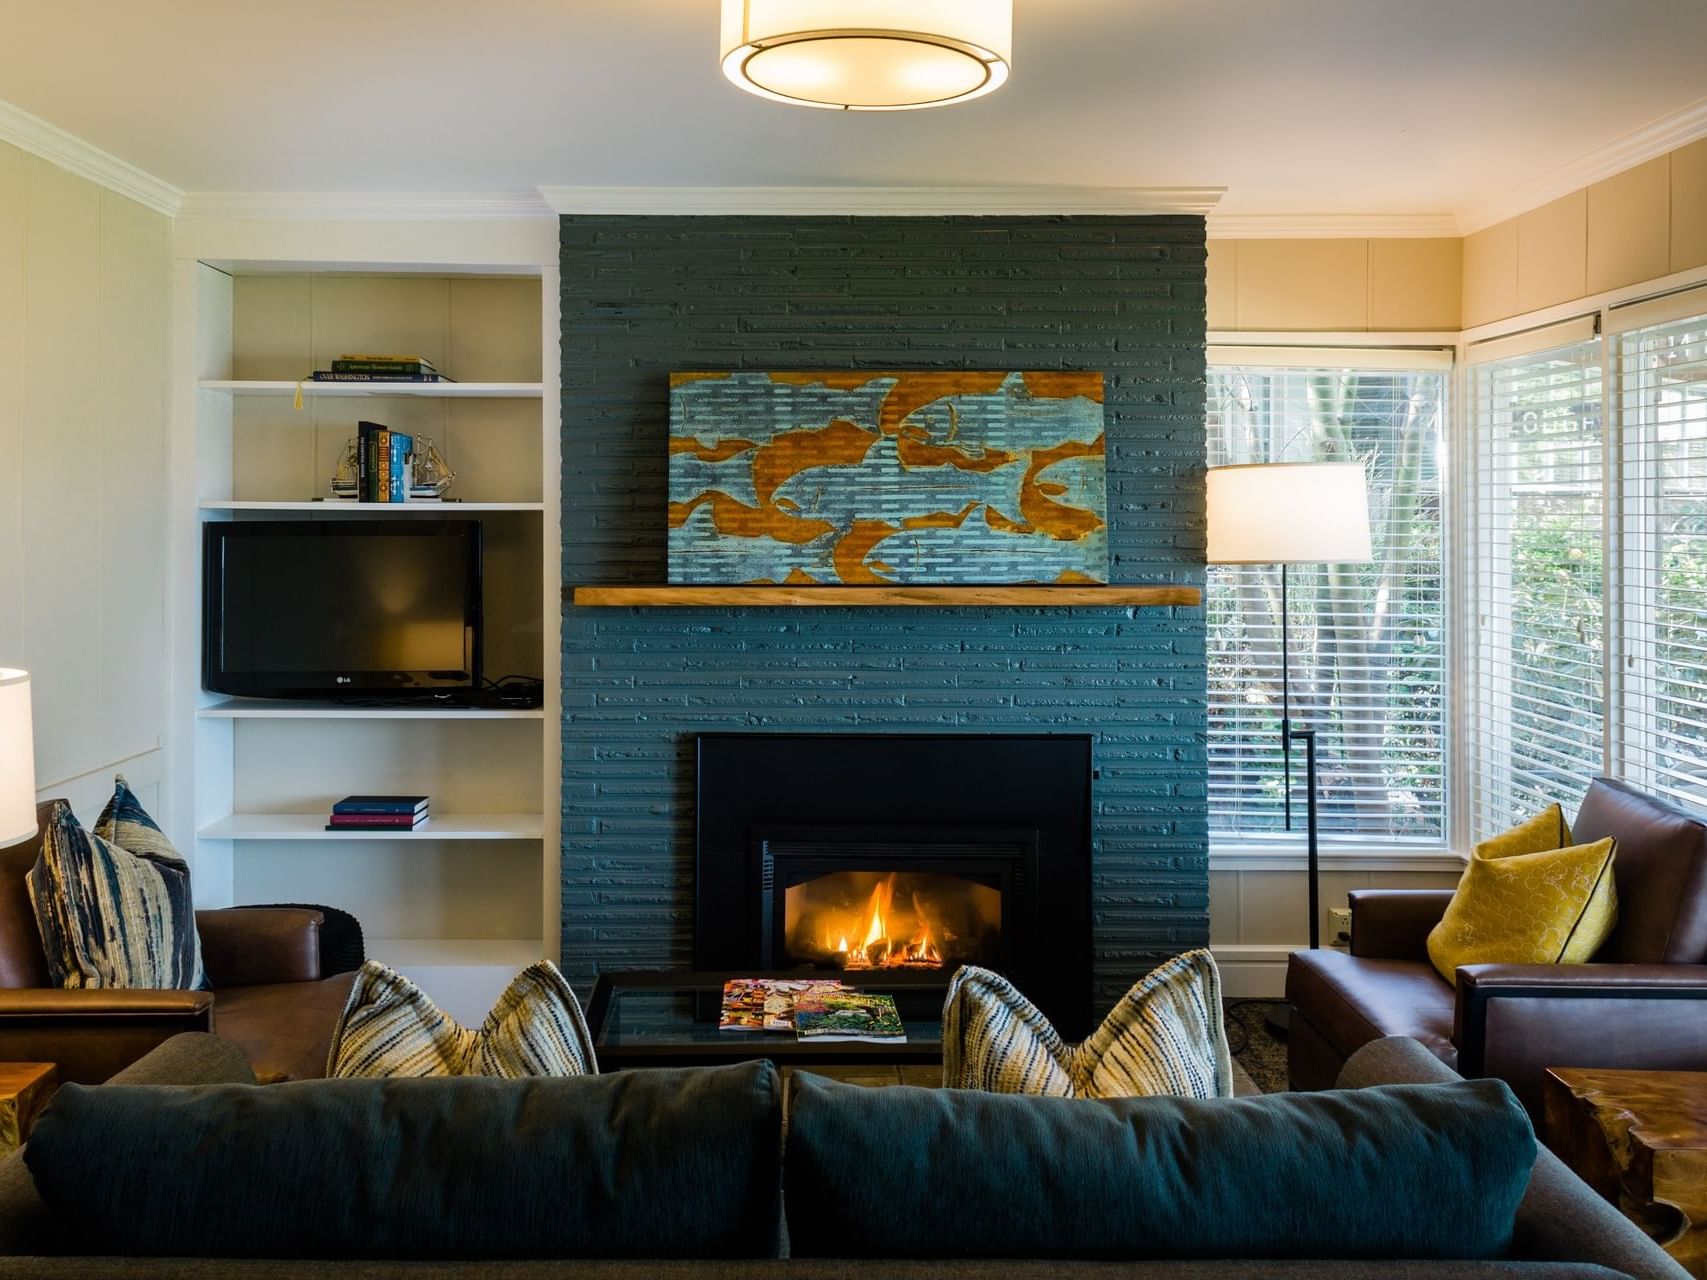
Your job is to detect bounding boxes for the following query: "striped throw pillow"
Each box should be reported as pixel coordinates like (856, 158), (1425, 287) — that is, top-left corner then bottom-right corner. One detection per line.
(27, 782), (208, 991)
(942, 949), (1232, 1099)
(327, 959), (598, 1078)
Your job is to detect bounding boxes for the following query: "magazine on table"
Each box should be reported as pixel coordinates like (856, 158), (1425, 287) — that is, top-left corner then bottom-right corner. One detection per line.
(717, 978), (846, 1032)
(793, 989), (907, 1044)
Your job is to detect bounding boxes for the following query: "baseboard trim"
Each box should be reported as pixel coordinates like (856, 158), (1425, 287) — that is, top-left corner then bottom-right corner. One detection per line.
(1211, 944), (1294, 999)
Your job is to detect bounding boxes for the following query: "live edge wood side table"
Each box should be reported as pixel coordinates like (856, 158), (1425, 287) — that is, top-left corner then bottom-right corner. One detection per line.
(1544, 1067), (1707, 1279)
(0, 1062), (58, 1154)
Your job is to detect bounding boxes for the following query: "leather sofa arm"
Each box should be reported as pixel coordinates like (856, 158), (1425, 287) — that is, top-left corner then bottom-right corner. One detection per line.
(1347, 888), (1455, 960)
(0, 988), (215, 1085)
(1455, 963), (1707, 1121)
(196, 907), (324, 987)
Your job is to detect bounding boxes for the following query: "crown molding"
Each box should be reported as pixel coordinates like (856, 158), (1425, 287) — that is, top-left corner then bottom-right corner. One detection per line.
(175, 190), (554, 221)
(1457, 93), (1707, 235)
(1206, 212), (1460, 239)
(0, 98), (181, 216)
(539, 185), (1225, 216)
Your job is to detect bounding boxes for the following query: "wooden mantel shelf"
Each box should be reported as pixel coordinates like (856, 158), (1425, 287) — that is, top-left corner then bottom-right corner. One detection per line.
(571, 585), (1200, 608)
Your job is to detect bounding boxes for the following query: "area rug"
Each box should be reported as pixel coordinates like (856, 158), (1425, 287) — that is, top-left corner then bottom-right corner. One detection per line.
(1223, 999), (1288, 1094)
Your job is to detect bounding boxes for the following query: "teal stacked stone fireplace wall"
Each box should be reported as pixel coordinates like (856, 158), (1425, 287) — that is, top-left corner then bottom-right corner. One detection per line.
(560, 214), (1207, 1010)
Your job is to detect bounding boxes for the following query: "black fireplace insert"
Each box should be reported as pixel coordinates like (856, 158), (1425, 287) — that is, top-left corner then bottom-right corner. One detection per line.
(694, 733), (1093, 1036)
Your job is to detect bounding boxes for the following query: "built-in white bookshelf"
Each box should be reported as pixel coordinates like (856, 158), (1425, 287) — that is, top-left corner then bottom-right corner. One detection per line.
(171, 233), (562, 1024)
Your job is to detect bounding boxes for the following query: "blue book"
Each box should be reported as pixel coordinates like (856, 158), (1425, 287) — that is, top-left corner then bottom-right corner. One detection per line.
(388, 431), (413, 504)
(333, 795), (428, 815)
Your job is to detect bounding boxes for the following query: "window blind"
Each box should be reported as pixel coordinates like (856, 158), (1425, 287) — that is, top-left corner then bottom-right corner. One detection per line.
(1619, 312), (1707, 810)
(1468, 337), (1606, 840)
(1207, 364), (1446, 841)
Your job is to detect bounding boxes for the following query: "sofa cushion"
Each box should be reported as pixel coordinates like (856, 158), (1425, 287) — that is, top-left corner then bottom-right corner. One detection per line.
(327, 960), (596, 1078)
(1574, 776), (1707, 964)
(214, 972), (357, 1082)
(942, 950), (1231, 1098)
(785, 1070), (1535, 1261)
(25, 1060), (783, 1260)
(1285, 949), (1458, 1066)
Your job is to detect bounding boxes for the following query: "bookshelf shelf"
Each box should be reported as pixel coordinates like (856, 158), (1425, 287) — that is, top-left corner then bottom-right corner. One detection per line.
(197, 699), (545, 721)
(200, 813), (546, 841)
(200, 380), (543, 399)
(199, 501), (545, 513)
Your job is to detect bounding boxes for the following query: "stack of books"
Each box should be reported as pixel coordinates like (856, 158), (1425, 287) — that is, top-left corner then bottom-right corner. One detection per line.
(325, 795), (429, 832)
(311, 353), (454, 384)
(717, 978), (906, 1043)
(353, 420), (413, 503)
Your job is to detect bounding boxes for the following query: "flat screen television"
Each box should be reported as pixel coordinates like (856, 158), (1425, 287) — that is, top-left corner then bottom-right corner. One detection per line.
(203, 520), (483, 701)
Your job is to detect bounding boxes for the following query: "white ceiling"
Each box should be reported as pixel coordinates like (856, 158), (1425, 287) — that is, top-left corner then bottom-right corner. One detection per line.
(0, 0), (1705, 216)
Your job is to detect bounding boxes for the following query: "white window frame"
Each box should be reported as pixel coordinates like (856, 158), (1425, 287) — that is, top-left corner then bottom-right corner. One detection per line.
(1456, 264), (1707, 851)
(1204, 335), (1462, 872)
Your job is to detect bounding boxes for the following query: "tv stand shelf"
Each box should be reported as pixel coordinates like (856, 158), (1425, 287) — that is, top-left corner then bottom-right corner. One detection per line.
(196, 699), (545, 720)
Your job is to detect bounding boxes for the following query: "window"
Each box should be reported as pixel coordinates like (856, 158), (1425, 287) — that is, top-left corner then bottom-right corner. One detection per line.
(1620, 309), (1707, 811)
(1207, 360), (1447, 842)
(1467, 296), (1707, 837)
(1468, 334), (1606, 840)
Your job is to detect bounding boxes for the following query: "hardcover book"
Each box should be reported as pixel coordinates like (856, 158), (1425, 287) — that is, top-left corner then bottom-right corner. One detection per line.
(333, 796), (429, 814)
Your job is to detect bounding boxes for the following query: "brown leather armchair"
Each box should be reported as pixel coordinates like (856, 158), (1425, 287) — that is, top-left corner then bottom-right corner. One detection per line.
(1287, 777), (1707, 1120)
(0, 802), (358, 1084)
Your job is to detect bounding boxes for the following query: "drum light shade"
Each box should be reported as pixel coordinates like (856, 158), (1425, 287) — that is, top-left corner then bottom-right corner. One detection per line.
(720, 0), (1013, 111)
(1206, 462), (1373, 565)
(0, 670), (36, 849)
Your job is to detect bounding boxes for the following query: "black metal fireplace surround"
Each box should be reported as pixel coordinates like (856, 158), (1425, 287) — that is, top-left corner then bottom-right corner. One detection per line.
(694, 733), (1093, 1036)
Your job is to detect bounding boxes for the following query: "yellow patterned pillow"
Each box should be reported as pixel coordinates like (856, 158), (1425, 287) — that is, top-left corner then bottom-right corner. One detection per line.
(1427, 805), (1617, 984)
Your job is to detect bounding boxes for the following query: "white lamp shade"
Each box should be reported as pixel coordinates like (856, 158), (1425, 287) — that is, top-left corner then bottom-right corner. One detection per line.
(720, 0), (1012, 110)
(0, 670), (36, 848)
(1206, 462), (1374, 565)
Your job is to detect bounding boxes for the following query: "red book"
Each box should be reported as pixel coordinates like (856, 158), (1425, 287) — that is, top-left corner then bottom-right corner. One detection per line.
(325, 814), (427, 830)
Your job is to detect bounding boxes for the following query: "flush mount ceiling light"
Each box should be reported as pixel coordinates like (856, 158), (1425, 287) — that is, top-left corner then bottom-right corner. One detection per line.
(720, 1), (1013, 111)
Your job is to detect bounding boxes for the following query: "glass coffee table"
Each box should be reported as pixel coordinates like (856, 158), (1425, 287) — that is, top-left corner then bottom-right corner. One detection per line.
(585, 970), (946, 1069)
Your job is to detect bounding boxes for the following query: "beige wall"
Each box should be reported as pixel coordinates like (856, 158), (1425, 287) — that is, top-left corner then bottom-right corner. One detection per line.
(1207, 237), (1462, 331)
(0, 140), (172, 820)
(1462, 137), (1707, 327)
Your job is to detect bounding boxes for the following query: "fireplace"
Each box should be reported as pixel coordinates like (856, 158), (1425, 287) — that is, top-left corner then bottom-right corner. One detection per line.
(695, 733), (1093, 1035)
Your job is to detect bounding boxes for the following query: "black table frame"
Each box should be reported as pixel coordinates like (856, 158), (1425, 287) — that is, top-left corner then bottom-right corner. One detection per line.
(586, 969), (947, 1069)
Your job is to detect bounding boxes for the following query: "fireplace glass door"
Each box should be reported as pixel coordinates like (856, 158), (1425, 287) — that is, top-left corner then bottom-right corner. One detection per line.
(784, 869), (1002, 972)
(759, 829), (1032, 977)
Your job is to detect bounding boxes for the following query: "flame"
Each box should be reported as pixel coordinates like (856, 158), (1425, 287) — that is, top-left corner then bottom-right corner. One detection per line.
(831, 874), (945, 970)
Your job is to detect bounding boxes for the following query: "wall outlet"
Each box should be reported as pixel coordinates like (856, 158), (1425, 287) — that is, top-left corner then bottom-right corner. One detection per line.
(1329, 907), (1353, 947)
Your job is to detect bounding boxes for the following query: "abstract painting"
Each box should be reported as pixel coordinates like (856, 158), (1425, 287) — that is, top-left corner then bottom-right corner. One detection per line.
(667, 371), (1107, 585)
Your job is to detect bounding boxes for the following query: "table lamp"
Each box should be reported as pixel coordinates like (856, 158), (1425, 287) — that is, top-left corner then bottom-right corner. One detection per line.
(0, 669), (36, 848)
(1206, 463), (1372, 953)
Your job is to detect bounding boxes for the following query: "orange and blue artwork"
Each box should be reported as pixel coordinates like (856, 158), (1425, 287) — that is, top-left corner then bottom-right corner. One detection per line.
(667, 371), (1107, 585)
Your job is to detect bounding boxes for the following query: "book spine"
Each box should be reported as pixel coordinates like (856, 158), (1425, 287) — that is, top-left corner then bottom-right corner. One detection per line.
(327, 813), (425, 824)
(333, 805), (426, 815)
(376, 428), (391, 503)
(331, 360), (435, 375)
(312, 372), (447, 382)
(325, 819), (425, 830)
(353, 421), (370, 501)
(389, 432), (412, 504)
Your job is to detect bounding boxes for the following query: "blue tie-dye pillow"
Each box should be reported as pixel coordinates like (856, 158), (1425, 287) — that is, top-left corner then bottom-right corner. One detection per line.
(26, 778), (207, 990)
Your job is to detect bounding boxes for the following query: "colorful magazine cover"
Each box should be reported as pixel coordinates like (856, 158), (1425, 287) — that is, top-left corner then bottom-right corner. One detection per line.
(718, 979), (769, 1032)
(793, 990), (907, 1043)
(718, 978), (846, 1032)
(762, 979), (845, 1031)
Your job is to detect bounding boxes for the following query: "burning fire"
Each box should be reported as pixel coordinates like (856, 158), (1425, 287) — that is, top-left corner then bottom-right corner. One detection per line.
(821, 873), (944, 970)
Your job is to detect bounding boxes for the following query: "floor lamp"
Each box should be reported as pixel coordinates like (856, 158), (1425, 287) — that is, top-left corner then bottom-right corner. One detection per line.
(1206, 464), (1372, 1029)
